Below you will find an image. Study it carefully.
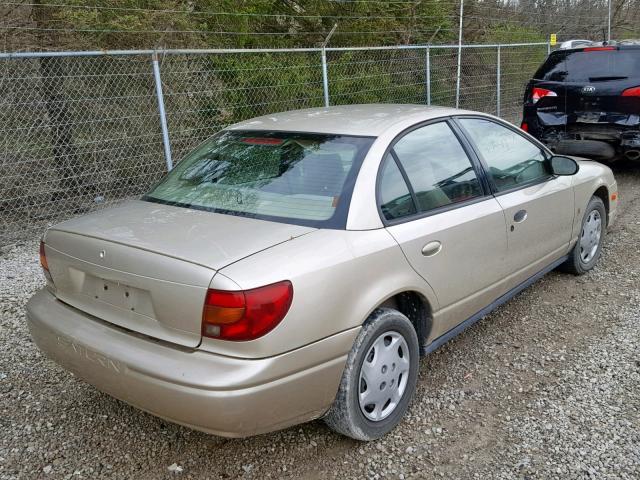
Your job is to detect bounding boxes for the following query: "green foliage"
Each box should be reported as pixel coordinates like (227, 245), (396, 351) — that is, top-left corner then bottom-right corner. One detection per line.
(202, 52), (325, 125)
(36, 0), (457, 50)
(474, 23), (546, 44)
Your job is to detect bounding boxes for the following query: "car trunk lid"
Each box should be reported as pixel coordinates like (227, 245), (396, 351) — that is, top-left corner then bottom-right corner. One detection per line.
(44, 200), (315, 347)
(566, 80), (638, 125)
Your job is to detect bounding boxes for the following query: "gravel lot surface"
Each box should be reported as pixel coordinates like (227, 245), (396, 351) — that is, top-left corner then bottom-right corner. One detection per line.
(1, 163), (639, 480)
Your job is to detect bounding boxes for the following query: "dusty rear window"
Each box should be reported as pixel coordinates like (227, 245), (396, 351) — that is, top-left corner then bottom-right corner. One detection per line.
(143, 130), (374, 228)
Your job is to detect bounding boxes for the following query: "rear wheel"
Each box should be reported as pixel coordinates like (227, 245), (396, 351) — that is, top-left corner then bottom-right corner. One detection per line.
(324, 309), (419, 441)
(562, 196), (606, 275)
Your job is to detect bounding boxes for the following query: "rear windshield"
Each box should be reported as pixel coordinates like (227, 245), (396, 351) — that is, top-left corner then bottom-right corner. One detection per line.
(534, 49), (640, 82)
(143, 130), (374, 228)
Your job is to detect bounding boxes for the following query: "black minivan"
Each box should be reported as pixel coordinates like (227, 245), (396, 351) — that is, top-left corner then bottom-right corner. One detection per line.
(521, 42), (640, 162)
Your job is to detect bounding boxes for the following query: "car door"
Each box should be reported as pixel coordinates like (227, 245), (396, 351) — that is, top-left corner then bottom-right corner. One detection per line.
(379, 120), (509, 339)
(456, 117), (575, 285)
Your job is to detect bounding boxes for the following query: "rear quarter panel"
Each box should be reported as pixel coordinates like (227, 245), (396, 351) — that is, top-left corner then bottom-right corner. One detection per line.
(201, 229), (438, 359)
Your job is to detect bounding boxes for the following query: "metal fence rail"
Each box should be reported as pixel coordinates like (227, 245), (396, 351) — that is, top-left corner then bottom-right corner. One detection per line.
(0, 42), (549, 246)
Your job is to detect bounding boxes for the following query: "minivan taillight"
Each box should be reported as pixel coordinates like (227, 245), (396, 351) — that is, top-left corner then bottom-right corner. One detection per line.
(202, 281), (293, 341)
(622, 86), (640, 97)
(532, 87), (557, 104)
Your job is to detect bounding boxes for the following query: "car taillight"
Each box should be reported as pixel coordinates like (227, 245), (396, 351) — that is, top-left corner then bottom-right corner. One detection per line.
(202, 281), (293, 341)
(532, 87), (557, 104)
(520, 122), (529, 132)
(39, 240), (49, 272)
(622, 86), (640, 97)
(39, 240), (55, 287)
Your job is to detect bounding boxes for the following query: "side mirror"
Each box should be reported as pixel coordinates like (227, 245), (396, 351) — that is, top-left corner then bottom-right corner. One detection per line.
(550, 155), (579, 176)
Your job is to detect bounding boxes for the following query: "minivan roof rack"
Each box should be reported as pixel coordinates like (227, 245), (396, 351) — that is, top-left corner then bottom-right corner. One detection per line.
(558, 38), (640, 51)
(618, 39), (640, 45)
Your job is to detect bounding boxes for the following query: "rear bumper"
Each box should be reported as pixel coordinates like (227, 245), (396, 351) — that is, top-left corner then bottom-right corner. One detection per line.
(27, 289), (356, 437)
(523, 108), (640, 153)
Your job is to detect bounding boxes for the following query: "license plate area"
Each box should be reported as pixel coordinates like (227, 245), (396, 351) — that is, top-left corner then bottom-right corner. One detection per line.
(576, 111), (604, 123)
(87, 275), (154, 316)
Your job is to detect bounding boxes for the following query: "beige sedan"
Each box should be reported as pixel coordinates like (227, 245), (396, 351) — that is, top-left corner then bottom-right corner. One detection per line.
(28, 105), (618, 440)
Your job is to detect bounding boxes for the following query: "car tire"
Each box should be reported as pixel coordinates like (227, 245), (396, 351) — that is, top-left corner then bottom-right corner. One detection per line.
(324, 308), (419, 441)
(561, 196), (607, 275)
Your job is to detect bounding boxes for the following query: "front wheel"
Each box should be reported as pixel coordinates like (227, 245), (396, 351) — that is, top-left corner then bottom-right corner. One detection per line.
(561, 195), (606, 275)
(324, 309), (419, 441)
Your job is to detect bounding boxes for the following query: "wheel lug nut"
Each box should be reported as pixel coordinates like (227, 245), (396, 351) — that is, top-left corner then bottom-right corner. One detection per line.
(380, 382), (386, 390)
(381, 365), (387, 374)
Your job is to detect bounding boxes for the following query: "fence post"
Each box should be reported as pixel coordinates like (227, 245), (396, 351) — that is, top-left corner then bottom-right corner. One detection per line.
(321, 48), (330, 107)
(151, 51), (173, 172)
(496, 45), (501, 117)
(425, 46), (431, 106)
(607, 0), (612, 41)
(320, 23), (337, 108)
(455, 0), (464, 108)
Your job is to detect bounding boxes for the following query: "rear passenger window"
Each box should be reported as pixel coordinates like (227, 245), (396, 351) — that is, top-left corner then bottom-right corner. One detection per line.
(459, 118), (550, 192)
(392, 122), (483, 212)
(379, 155), (417, 220)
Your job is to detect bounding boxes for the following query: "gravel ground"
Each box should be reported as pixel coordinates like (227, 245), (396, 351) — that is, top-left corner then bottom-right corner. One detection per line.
(1, 163), (639, 480)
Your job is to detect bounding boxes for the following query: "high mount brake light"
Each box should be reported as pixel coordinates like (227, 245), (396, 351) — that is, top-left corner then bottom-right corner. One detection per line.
(202, 281), (293, 341)
(583, 46), (616, 51)
(622, 86), (640, 97)
(532, 87), (557, 104)
(240, 137), (284, 145)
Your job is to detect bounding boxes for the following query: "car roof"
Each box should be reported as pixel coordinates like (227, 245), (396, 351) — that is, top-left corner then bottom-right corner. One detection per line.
(225, 104), (474, 136)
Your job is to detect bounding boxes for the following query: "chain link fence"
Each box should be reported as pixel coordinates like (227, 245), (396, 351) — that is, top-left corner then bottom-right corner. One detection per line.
(0, 42), (548, 247)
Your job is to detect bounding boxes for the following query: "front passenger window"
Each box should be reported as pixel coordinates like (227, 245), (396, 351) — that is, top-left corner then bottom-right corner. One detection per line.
(459, 118), (550, 192)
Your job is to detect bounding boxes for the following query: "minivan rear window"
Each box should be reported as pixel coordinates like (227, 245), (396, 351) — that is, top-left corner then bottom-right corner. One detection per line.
(143, 130), (374, 229)
(534, 49), (640, 82)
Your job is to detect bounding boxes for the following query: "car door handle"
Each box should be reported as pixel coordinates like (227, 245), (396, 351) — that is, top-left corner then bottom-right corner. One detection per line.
(513, 210), (528, 223)
(421, 241), (442, 257)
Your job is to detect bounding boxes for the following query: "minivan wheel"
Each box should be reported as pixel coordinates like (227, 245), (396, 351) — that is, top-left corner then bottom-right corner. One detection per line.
(561, 196), (606, 275)
(324, 308), (419, 441)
